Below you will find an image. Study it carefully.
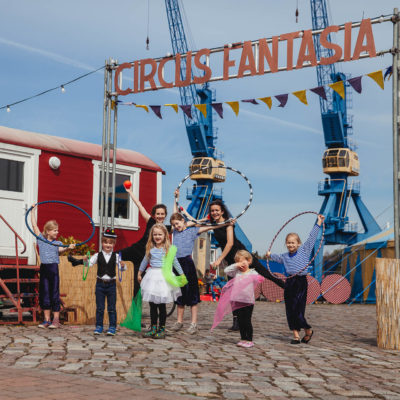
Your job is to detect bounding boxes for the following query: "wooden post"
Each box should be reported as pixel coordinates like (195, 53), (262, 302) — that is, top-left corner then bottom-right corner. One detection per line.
(376, 258), (400, 349)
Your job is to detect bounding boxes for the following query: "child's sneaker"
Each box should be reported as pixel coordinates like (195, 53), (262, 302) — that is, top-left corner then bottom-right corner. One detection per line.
(237, 341), (246, 347)
(38, 320), (51, 329)
(107, 327), (116, 336)
(169, 321), (183, 332)
(94, 326), (103, 335)
(154, 326), (166, 339)
(49, 320), (61, 329)
(186, 323), (198, 335)
(242, 341), (254, 348)
(143, 325), (157, 338)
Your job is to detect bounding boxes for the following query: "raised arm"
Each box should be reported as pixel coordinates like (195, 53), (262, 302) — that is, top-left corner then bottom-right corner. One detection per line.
(198, 219), (235, 234)
(30, 204), (41, 236)
(125, 187), (151, 222)
(212, 225), (234, 267)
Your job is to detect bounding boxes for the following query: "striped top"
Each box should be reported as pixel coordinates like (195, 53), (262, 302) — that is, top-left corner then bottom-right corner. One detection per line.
(270, 224), (321, 276)
(37, 234), (62, 264)
(173, 226), (200, 258)
(139, 247), (183, 274)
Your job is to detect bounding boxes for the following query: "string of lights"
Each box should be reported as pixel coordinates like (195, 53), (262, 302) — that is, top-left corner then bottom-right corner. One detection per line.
(0, 65), (105, 112)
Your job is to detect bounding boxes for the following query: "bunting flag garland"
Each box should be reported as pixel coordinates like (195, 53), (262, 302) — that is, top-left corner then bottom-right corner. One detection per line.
(242, 99), (259, 105)
(150, 105), (162, 119)
(194, 104), (207, 118)
(135, 104), (149, 112)
(292, 90), (308, 105)
(119, 67), (387, 119)
(226, 101), (239, 116)
(384, 66), (393, 81)
(275, 94), (289, 108)
(165, 103), (179, 113)
(212, 103), (224, 118)
(180, 105), (192, 119)
(348, 76), (362, 94)
(367, 70), (384, 90)
(329, 81), (345, 99)
(310, 86), (327, 100)
(258, 97), (272, 109)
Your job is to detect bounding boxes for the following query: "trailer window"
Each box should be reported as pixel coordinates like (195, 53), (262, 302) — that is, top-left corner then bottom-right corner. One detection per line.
(0, 158), (24, 192)
(99, 173), (130, 219)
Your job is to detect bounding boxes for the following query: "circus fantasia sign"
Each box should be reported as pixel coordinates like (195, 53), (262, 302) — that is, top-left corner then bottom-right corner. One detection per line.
(115, 19), (376, 95)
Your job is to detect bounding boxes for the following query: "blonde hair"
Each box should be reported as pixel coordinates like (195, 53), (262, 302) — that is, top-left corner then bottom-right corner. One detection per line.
(145, 223), (170, 257)
(286, 232), (301, 244)
(42, 220), (58, 237)
(234, 250), (253, 264)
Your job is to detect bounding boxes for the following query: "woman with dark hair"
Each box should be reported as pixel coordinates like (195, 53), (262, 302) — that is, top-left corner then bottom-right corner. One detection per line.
(209, 199), (285, 330)
(118, 187), (169, 297)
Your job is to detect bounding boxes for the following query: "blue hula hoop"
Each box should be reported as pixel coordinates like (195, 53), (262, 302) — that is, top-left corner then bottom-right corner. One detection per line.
(25, 200), (95, 248)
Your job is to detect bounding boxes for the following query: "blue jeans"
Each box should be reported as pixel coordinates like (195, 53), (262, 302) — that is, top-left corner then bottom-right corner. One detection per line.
(95, 281), (117, 328)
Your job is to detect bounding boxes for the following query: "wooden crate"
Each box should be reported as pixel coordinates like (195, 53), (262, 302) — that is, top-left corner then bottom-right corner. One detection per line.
(376, 258), (400, 350)
(59, 256), (134, 325)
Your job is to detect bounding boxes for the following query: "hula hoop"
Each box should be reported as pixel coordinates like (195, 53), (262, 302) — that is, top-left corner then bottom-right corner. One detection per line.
(82, 251), (90, 281)
(266, 211), (325, 279)
(117, 251), (123, 282)
(175, 165), (253, 226)
(25, 200), (95, 247)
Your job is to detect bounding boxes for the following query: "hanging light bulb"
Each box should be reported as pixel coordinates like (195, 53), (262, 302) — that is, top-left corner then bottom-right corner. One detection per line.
(61, 85), (65, 93)
(295, 0), (299, 23)
(6, 105), (10, 112)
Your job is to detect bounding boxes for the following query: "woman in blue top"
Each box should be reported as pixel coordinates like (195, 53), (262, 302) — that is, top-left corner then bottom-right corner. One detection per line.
(267, 214), (324, 344)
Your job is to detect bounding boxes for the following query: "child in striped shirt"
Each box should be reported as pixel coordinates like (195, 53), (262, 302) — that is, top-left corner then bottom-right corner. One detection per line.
(267, 214), (324, 344)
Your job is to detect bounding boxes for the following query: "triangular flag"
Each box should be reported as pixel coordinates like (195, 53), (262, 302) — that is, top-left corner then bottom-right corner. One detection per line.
(211, 103), (224, 119)
(194, 104), (207, 118)
(292, 90), (308, 105)
(135, 105), (149, 112)
(348, 76), (362, 94)
(384, 66), (393, 81)
(310, 86), (327, 100)
(225, 101), (239, 116)
(275, 94), (288, 108)
(367, 70), (384, 90)
(242, 99), (259, 105)
(150, 105), (162, 119)
(180, 105), (192, 119)
(329, 81), (345, 99)
(258, 97), (272, 109)
(165, 103), (179, 113)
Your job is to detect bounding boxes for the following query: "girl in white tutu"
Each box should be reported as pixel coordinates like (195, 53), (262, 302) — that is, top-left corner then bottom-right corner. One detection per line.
(138, 223), (185, 339)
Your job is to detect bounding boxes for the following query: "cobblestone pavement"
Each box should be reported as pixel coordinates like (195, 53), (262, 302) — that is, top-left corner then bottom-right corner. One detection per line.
(1, 302), (400, 400)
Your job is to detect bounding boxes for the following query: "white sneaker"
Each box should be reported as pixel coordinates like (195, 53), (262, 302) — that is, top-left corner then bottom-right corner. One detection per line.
(187, 323), (198, 335)
(169, 321), (183, 332)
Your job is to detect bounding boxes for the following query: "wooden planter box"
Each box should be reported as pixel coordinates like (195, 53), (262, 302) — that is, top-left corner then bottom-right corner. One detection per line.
(59, 256), (134, 325)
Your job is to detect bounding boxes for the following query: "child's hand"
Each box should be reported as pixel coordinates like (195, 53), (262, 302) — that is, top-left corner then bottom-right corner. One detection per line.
(265, 251), (271, 259)
(120, 262), (127, 271)
(317, 214), (325, 226)
(68, 243), (76, 250)
(174, 188), (180, 199)
(137, 273), (142, 283)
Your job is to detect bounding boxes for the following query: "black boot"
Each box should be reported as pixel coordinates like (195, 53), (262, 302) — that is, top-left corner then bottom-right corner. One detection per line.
(228, 316), (239, 331)
(67, 254), (84, 267)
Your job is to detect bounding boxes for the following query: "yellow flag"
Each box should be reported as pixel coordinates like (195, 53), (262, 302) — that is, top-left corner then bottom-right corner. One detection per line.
(292, 90), (308, 105)
(135, 105), (149, 112)
(165, 103), (179, 113)
(258, 97), (272, 109)
(194, 104), (207, 118)
(367, 70), (384, 90)
(329, 81), (345, 99)
(225, 101), (239, 116)
(111, 100), (116, 110)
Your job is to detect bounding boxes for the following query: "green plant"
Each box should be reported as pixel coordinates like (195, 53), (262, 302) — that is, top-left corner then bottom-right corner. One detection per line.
(59, 236), (96, 256)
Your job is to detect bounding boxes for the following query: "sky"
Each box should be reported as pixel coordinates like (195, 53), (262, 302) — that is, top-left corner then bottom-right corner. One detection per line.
(0, 0), (397, 254)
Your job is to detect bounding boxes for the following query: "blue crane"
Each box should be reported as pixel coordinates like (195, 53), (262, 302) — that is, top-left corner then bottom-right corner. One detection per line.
(164, 0), (251, 250)
(310, 0), (381, 280)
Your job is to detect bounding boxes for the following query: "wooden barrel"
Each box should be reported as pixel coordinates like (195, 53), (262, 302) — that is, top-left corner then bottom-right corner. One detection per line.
(376, 258), (400, 350)
(59, 256), (134, 325)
